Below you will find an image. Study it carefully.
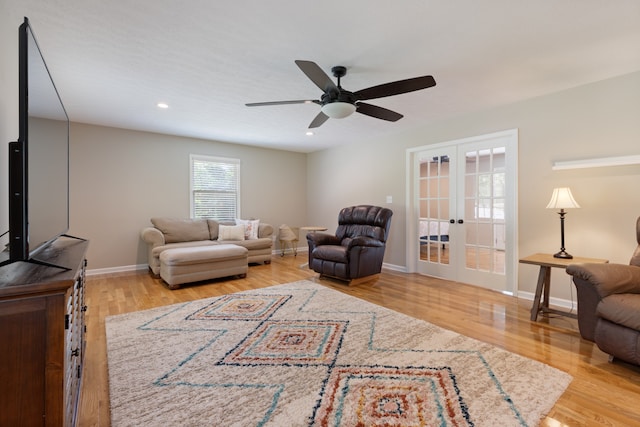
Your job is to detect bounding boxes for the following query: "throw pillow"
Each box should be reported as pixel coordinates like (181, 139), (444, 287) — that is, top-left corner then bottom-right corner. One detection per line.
(217, 224), (245, 241)
(235, 218), (260, 240)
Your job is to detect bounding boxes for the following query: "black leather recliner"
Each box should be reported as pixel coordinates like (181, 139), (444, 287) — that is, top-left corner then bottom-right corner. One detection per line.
(306, 205), (393, 282)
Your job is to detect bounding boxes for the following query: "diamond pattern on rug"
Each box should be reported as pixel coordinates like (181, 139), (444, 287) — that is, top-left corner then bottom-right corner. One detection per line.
(106, 281), (573, 426)
(313, 365), (470, 426)
(186, 294), (290, 321)
(222, 319), (348, 366)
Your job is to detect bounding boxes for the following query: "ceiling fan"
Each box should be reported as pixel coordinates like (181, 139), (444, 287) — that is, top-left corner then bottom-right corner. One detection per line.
(246, 60), (436, 128)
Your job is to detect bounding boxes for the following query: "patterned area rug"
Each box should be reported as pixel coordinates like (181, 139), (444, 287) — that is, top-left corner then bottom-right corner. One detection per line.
(106, 281), (572, 426)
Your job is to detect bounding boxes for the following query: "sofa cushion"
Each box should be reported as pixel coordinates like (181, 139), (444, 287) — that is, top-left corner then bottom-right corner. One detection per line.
(151, 241), (217, 258)
(230, 237), (272, 250)
(313, 245), (348, 263)
(160, 245), (248, 266)
(236, 218), (260, 240)
(218, 224), (245, 241)
(151, 218), (210, 243)
(258, 223), (274, 239)
(597, 293), (640, 331)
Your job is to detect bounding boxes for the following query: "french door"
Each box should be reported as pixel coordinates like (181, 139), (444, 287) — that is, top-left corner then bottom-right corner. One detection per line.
(407, 130), (518, 294)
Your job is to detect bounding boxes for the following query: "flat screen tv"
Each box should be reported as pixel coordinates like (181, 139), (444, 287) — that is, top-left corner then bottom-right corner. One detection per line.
(1, 17), (76, 268)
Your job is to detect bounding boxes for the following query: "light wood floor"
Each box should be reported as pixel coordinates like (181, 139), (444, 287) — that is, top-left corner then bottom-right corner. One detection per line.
(77, 255), (640, 426)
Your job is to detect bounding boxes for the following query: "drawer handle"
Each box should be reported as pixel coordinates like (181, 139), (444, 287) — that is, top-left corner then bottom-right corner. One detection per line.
(70, 348), (80, 357)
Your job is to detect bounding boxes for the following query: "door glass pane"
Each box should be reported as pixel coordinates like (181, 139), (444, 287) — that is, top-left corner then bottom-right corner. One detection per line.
(478, 150), (491, 173)
(465, 246), (477, 269)
(477, 222), (492, 246)
(463, 148), (506, 275)
(464, 174), (476, 198)
(466, 152), (477, 174)
(494, 249), (505, 274)
(419, 199), (428, 217)
(418, 155), (450, 265)
(477, 247), (491, 272)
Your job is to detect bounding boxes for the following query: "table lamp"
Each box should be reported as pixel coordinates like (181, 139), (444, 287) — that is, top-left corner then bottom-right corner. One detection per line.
(546, 187), (580, 259)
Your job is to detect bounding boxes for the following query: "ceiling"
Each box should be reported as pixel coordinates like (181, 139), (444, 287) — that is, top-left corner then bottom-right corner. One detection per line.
(9, 0), (640, 153)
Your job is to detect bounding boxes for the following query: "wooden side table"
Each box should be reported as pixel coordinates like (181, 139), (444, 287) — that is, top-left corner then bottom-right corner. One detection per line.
(519, 253), (608, 321)
(300, 226), (328, 233)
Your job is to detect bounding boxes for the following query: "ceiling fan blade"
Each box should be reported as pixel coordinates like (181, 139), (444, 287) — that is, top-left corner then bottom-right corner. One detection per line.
(354, 75), (436, 101)
(308, 111), (329, 128)
(295, 60), (338, 94)
(246, 100), (318, 107)
(356, 102), (403, 122)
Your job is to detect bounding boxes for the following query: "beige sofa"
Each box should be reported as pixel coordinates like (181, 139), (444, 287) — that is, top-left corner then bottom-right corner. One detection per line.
(141, 217), (274, 276)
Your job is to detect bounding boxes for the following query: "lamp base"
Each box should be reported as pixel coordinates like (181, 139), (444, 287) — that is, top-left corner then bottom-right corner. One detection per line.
(553, 250), (573, 259)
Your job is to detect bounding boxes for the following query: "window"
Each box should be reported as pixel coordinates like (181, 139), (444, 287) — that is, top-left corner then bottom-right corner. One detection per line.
(190, 154), (240, 221)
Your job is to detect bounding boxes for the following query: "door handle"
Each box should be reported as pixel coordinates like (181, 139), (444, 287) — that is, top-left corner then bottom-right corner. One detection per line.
(457, 219), (464, 224)
(449, 219), (455, 224)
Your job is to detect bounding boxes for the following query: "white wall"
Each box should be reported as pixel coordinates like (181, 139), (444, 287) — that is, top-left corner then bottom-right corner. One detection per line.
(69, 123), (308, 270)
(307, 71), (640, 300)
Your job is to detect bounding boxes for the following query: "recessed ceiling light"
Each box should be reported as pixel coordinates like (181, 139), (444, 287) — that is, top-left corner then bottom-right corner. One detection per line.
(157, 102), (169, 109)
(306, 131), (314, 136)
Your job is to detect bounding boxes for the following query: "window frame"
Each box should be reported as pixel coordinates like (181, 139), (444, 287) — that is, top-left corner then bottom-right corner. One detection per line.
(189, 154), (241, 221)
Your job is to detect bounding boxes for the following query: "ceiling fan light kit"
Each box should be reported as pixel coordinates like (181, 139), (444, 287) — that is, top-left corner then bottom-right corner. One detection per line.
(321, 102), (356, 119)
(246, 60), (436, 128)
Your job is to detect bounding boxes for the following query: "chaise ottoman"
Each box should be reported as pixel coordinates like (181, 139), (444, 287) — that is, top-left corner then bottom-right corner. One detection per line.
(159, 244), (248, 289)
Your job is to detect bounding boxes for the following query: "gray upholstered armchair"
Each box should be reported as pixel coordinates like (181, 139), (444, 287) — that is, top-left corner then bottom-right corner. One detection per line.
(566, 216), (640, 366)
(306, 205), (393, 282)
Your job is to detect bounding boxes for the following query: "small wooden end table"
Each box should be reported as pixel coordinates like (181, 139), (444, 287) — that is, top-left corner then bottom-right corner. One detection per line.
(300, 226), (328, 234)
(519, 253), (608, 321)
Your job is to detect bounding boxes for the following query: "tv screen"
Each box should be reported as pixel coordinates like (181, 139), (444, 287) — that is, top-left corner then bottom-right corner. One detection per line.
(4, 17), (70, 264)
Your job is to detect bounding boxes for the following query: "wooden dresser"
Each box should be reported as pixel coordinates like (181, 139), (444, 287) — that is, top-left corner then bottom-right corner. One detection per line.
(0, 237), (88, 426)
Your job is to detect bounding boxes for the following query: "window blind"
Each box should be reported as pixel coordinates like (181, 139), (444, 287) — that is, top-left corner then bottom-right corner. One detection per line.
(190, 155), (240, 221)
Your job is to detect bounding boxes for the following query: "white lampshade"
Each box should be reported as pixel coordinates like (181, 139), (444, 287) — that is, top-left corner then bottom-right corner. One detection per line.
(546, 187), (580, 209)
(321, 102), (356, 119)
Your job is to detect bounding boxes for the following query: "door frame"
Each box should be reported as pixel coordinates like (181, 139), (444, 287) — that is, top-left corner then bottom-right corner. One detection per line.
(405, 129), (519, 294)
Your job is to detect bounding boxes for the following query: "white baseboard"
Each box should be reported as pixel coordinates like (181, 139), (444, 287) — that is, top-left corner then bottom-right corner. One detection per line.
(90, 257), (403, 277)
(516, 290), (578, 314)
(382, 263), (407, 273)
(86, 264), (147, 276)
